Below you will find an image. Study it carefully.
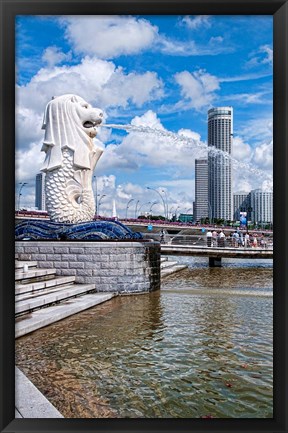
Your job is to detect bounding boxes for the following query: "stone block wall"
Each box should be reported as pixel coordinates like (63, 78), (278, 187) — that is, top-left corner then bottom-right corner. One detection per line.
(15, 240), (161, 294)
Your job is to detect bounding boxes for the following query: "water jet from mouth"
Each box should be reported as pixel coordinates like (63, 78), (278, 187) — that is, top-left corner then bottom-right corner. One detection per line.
(102, 123), (272, 182)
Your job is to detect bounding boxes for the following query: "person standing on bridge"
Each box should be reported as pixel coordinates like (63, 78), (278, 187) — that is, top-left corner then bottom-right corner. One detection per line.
(232, 230), (239, 247)
(260, 235), (266, 248)
(252, 234), (258, 248)
(218, 230), (225, 247)
(206, 230), (212, 247)
(239, 231), (244, 247)
(244, 232), (250, 248)
(212, 230), (217, 247)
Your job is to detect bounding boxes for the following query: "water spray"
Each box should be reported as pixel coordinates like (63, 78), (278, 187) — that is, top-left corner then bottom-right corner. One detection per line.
(101, 123), (272, 182)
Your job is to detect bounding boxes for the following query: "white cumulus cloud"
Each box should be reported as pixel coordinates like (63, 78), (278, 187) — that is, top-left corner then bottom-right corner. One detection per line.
(16, 142), (44, 182)
(15, 106), (44, 148)
(42, 46), (72, 67)
(246, 44), (273, 69)
(61, 16), (158, 59)
(16, 56), (163, 152)
(232, 136), (253, 162)
(174, 69), (220, 110)
(131, 110), (165, 129)
(253, 140), (273, 169)
(97, 110), (206, 178)
(18, 56), (162, 111)
(181, 15), (211, 30)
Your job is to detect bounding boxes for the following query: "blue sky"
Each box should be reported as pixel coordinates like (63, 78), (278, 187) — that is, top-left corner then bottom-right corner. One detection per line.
(15, 15), (273, 217)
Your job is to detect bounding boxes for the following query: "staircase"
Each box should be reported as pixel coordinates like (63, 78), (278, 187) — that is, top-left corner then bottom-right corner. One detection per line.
(15, 254), (187, 338)
(160, 257), (188, 278)
(15, 256), (115, 338)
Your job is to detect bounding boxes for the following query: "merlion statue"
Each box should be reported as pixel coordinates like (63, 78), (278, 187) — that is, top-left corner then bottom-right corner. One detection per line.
(41, 94), (104, 223)
(16, 94), (143, 240)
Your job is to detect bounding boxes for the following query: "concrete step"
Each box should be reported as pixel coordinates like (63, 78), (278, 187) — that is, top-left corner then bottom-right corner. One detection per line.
(160, 260), (179, 269)
(15, 276), (76, 296)
(16, 284), (76, 303)
(15, 292), (116, 338)
(160, 257), (168, 263)
(15, 268), (56, 283)
(15, 283), (97, 315)
(15, 261), (38, 270)
(161, 264), (188, 278)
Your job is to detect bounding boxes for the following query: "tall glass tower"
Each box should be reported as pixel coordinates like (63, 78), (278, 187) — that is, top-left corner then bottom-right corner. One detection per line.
(35, 172), (46, 210)
(208, 107), (233, 221)
(195, 158), (208, 222)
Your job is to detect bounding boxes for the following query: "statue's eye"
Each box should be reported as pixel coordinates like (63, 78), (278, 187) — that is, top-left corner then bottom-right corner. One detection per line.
(82, 104), (89, 109)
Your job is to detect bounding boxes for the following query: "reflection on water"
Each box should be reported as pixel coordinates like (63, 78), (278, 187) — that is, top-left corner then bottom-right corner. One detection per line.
(16, 258), (273, 418)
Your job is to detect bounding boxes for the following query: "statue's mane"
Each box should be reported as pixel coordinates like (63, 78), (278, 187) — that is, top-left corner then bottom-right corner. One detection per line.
(41, 94), (92, 172)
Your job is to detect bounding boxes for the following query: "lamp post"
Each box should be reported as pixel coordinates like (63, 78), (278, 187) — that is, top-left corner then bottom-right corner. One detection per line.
(147, 187), (166, 221)
(17, 182), (28, 211)
(184, 207), (192, 223)
(149, 201), (158, 220)
(134, 200), (140, 219)
(97, 194), (106, 217)
(138, 201), (151, 215)
(93, 176), (98, 216)
(126, 198), (134, 220)
(161, 189), (169, 220)
(175, 206), (180, 221)
(168, 206), (175, 220)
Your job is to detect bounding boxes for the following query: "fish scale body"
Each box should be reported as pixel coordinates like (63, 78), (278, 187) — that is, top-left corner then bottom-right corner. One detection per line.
(45, 148), (95, 223)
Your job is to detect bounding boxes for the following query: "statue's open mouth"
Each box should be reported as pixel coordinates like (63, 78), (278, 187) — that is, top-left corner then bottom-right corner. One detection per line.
(83, 120), (102, 128)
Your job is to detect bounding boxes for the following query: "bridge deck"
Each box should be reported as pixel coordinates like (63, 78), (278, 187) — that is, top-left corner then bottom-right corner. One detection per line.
(161, 244), (273, 259)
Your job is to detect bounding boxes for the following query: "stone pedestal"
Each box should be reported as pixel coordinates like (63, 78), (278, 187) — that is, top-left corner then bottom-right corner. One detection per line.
(15, 240), (161, 294)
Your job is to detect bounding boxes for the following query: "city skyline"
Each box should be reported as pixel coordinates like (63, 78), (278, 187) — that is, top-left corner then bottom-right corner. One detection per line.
(29, 166), (274, 224)
(15, 15), (273, 217)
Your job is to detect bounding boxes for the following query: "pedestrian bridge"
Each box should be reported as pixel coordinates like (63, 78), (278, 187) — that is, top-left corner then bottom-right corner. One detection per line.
(161, 244), (273, 267)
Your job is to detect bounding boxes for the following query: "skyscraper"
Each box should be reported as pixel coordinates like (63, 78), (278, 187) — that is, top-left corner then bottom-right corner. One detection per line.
(233, 192), (251, 221)
(233, 190), (273, 224)
(35, 172), (46, 210)
(208, 106), (233, 221)
(194, 158), (208, 222)
(250, 189), (273, 223)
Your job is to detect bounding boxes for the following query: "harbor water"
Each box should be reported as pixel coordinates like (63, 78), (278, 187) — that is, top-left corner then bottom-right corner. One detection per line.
(16, 257), (273, 418)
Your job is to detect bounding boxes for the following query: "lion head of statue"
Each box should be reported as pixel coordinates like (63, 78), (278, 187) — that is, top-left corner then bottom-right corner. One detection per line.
(41, 94), (104, 172)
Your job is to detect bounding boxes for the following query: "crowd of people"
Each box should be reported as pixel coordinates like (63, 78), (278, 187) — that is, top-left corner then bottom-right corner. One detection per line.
(206, 229), (270, 249)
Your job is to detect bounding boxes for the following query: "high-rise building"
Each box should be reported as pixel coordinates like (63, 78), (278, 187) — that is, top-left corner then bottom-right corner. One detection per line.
(208, 106), (233, 221)
(193, 201), (196, 220)
(194, 158), (208, 222)
(233, 192), (252, 221)
(250, 189), (273, 223)
(233, 190), (273, 224)
(35, 172), (46, 210)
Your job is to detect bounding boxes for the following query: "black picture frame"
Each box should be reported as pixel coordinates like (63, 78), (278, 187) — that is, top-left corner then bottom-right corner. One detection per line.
(1, 0), (287, 432)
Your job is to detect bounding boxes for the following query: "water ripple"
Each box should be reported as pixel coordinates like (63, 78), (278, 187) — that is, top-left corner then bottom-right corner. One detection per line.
(16, 265), (273, 418)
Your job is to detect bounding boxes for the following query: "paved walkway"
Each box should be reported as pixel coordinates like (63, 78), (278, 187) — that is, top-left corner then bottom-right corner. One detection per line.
(15, 367), (63, 418)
